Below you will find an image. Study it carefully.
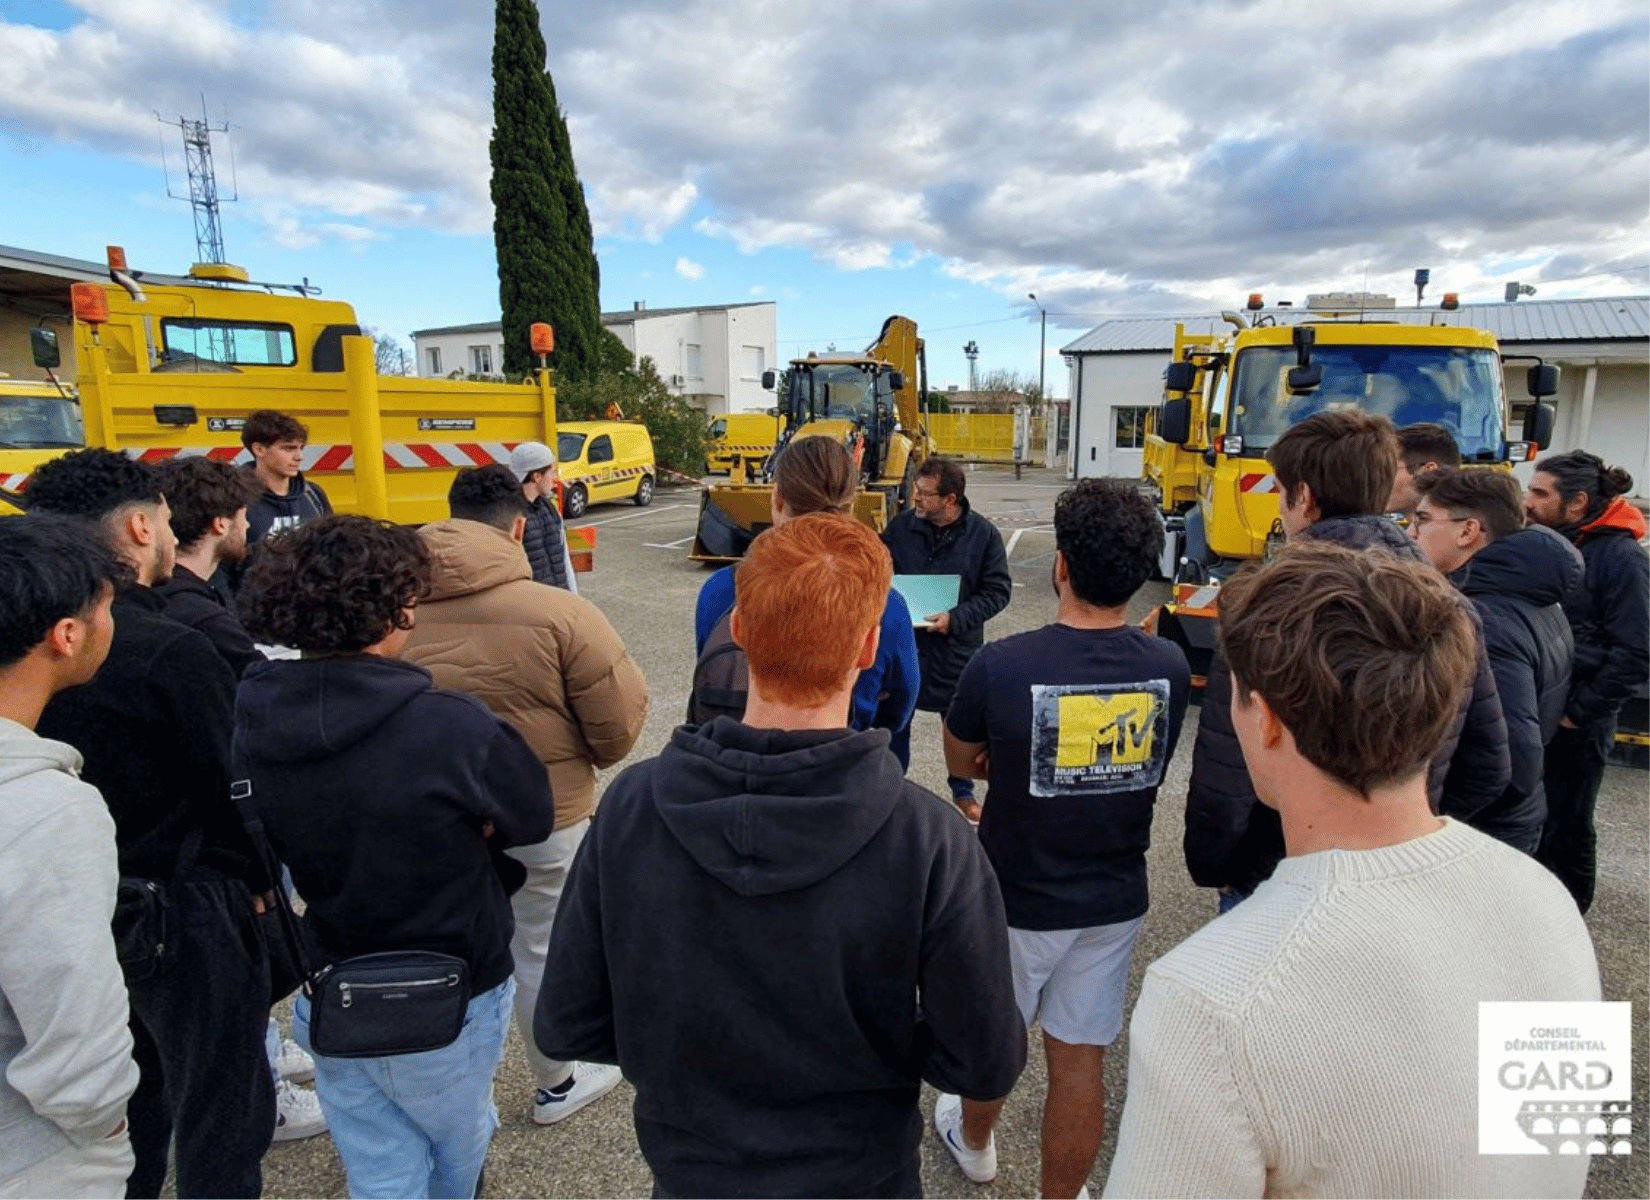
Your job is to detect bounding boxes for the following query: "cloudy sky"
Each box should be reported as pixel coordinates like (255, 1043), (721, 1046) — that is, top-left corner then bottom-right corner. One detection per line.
(2, 0), (1646, 393)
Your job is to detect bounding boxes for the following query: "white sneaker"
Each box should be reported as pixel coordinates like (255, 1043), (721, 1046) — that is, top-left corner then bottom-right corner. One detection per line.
(275, 1037), (314, 1084)
(272, 1079), (327, 1142)
(532, 1062), (622, 1126)
(934, 1092), (997, 1183)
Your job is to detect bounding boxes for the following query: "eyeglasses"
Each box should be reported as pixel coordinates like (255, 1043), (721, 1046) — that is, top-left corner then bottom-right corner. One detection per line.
(913, 486), (943, 499)
(1411, 512), (1472, 528)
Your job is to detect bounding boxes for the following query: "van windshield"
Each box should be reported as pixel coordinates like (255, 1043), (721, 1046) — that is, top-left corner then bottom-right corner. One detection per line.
(1229, 344), (1506, 459)
(0, 391), (84, 448)
(557, 432), (586, 462)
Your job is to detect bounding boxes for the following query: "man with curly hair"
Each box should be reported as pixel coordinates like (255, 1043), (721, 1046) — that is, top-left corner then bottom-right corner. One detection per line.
(232, 515), (552, 1199)
(940, 479), (1190, 1199)
(30, 449), (277, 1199)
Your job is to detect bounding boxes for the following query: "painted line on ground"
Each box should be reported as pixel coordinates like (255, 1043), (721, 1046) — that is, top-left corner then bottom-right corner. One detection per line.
(643, 535), (697, 550)
(568, 504), (689, 528)
(1005, 525), (1055, 558)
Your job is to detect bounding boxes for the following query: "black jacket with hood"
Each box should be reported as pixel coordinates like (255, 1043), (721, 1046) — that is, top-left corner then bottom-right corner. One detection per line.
(1559, 497), (1650, 729)
(232, 655), (553, 995)
(536, 718), (1025, 1199)
(1183, 515), (1511, 892)
(245, 471), (331, 545)
(881, 499), (1013, 711)
(1448, 524), (1582, 847)
(155, 564), (265, 679)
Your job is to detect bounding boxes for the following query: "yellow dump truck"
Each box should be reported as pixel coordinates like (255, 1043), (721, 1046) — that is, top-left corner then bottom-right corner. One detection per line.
(1142, 291), (1559, 682)
(2, 247), (568, 534)
(689, 315), (937, 562)
(705, 411), (780, 477)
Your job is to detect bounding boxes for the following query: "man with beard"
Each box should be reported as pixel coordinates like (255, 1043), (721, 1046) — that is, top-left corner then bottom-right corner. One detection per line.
(154, 457), (265, 678)
(30, 450), (275, 1198)
(1523, 449), (1649, 911)
(882, 456), (1012, 809)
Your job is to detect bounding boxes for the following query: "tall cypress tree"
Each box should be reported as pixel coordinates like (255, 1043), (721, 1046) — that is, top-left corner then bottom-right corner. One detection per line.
(491, 0), (603, 382)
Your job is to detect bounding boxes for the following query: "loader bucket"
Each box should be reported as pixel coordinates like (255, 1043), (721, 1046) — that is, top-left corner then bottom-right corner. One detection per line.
(688, 482), (893, 563)
(690, 483), (776, 563)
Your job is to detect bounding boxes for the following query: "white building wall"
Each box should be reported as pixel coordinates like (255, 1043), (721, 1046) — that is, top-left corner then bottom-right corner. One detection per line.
(1069, 353), (1169, 480)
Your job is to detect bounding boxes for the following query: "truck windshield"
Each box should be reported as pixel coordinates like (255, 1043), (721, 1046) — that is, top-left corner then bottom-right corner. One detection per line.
(0, 391), (83, 448)
(557, 432), (586, 463)
(1229, 344), (1506, 459)
(793, 365), (874, 423)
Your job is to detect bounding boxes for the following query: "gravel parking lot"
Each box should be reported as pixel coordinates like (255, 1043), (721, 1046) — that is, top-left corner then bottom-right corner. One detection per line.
(260, 466), (1647, 1200)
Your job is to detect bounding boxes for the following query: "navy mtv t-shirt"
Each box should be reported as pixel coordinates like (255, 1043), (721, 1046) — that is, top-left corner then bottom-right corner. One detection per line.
(946, 623), (1190, 931)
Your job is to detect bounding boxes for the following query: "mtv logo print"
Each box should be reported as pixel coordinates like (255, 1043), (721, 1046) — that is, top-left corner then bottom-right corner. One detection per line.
(1479, 1002), (1632, 1155)
(1028, 679), (1172, 797)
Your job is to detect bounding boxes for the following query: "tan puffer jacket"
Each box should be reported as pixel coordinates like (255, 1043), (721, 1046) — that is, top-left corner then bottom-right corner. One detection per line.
(403, 519), (648, 830)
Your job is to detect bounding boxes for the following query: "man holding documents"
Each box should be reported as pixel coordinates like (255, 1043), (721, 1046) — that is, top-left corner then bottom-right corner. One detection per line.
(882, 456), (1012, 817)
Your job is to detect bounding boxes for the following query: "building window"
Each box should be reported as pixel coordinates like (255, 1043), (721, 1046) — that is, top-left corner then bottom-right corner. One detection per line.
(685, 343), (703, 381)
(469, 345), (493, 376)
(1114, 406), (1149, 449)
(741, 345), (764, 380)
(426, 347), (442, 375)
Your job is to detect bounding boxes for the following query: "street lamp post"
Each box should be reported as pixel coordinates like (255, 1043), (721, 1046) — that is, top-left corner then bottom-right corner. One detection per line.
(1028, 293), (1046, 402)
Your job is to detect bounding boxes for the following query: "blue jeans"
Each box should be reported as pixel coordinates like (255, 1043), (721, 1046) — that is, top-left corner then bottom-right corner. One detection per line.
(294, 979), (513, 1199)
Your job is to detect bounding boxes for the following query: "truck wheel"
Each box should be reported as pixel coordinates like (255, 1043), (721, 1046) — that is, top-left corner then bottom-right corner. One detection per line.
(563, 483), (588, 519)
(634, 474), (655, 507)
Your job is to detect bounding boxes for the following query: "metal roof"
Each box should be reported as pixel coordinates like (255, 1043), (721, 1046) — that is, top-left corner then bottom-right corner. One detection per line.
(1061, 296), (1650, 355)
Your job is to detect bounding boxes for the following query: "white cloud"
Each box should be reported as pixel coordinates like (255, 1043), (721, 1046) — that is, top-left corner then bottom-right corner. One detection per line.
(0, 0), (1642, 298)
(674, 256), (705, 280)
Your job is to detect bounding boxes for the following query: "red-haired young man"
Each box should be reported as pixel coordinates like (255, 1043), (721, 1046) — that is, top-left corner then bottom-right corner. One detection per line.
(537, 514), (1025, 1199)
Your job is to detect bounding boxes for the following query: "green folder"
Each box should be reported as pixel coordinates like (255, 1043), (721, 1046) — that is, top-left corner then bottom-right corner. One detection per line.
(893, 574), (961, 628)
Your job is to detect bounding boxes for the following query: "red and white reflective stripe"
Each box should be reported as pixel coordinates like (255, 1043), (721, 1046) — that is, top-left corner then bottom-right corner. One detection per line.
(0, 473), (30, 492)
(117, 443), (517, 472)
(1239, 472), (1279, 494)
(131, 446), (251, 465)
(380, 442), (513, 470)
(568, 466), (649, 486)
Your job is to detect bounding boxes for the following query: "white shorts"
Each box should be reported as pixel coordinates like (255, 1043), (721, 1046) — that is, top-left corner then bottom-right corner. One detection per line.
(1008, 916), (1144, 1047)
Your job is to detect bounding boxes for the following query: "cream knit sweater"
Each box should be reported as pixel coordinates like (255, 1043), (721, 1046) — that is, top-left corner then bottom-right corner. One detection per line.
(1104, 819), (1599, 1199)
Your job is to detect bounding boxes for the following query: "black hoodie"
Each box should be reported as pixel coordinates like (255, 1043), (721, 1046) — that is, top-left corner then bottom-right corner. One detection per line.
(245, 471), (331, 545)
(1449, 525), (1582, 846)
(1183, 514), (1511, 892)
(232, 655), (553, 994)
(536, 718), (1025, 1199)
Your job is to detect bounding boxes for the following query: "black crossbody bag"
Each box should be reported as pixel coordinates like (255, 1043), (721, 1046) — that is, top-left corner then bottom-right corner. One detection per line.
(231, 778), (472, 1058)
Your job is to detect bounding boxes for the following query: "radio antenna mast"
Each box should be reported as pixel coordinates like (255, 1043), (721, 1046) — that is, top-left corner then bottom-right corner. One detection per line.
(158, 97), (237, 264)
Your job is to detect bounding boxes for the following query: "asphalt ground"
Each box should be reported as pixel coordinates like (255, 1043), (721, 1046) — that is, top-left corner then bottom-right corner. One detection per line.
(260, 466), (1648, 1200)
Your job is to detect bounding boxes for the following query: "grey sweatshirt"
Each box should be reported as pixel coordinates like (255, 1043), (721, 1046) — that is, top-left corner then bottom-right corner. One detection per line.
(0, 718), (138, 1174)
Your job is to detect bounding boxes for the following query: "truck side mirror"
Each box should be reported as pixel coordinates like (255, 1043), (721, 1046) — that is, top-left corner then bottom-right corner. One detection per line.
(1285, 363), (1323, 394)
(1526, 363), (1559, 398)
(887, 371), (906, 392)
(1159, 397), (1192, 445)
(761, 369), (777, 391)
(1522, 402), (1555, 448)
(30, 327), (60, 370)
(1163, 361), (1197, 394)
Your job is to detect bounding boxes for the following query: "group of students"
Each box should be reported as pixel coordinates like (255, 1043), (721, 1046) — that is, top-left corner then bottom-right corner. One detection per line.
(0, 405), (1639, 1200)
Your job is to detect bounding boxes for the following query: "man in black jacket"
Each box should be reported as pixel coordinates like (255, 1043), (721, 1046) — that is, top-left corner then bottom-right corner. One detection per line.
(155, 456), (265, 678)
(1412, 468), (1582, 853)
(882, 456), (1012, 813)
(1524, 449), (1649, 911)
(507, 440), (577, 592)
(30, 450), (275, 1199)
(537, 515), (1025, 1199)
(242, 409), (332, 546)
(1183, 413), (1509, 909)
